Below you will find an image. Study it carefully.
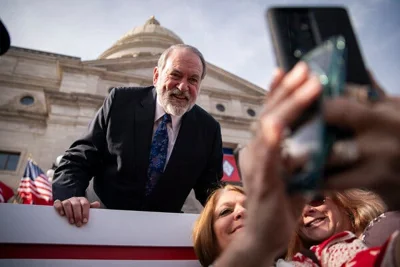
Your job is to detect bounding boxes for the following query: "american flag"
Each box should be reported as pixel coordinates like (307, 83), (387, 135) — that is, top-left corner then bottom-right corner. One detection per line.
(17, 159), (53, 205)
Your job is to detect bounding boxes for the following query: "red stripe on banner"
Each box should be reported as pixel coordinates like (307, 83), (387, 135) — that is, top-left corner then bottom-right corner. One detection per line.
(0, 244), (197, 260)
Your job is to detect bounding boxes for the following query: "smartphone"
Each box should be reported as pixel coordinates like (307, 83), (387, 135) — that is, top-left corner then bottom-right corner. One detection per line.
(266, 6), (371, 86)
(266, 6), (378, 194)
(283, 36), (347, 194)
(282, 35), (347, 193)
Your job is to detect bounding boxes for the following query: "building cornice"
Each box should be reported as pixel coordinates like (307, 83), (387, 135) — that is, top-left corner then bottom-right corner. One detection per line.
(0, 109), (47, 127)
(59, 63), (152, 84)
(0, 74), (60, 91)
(212, 113), (256, 129)
(45, 90), (105, 107)
(6, 46), (80, 63)
(98, 39), (176, 59)
(84, 57), (158, 70)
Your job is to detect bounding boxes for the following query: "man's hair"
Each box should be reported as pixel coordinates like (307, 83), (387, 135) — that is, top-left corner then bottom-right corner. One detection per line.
(157, 44), (207, 79)
(192, 184), (245, 267)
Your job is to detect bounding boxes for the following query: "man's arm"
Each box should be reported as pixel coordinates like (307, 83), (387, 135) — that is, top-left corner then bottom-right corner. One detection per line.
(193, 122), (223, 205)
(52, 89), (115, 201)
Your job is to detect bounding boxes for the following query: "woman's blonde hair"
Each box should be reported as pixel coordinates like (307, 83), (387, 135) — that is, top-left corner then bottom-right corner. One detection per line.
(286, 189), (386, 259)
(192, 184), (245, 267)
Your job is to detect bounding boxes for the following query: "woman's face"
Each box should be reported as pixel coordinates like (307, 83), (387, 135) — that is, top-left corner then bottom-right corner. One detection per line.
(299, 196), (352, 244)
(213, 190), (246, 251)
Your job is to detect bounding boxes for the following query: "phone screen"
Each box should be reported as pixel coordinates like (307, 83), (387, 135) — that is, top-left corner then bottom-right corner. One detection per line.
(285, 36), (347, 194)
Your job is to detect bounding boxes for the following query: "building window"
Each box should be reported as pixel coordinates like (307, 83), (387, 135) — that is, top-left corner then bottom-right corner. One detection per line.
(216, 103), (225, 112)
(20, 96), (35, 106)
(0, 151), (20, 171)
(247, 108), (256, 117)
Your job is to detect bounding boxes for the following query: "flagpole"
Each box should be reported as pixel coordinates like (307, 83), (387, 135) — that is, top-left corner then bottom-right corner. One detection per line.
(27, 153), (37, 165)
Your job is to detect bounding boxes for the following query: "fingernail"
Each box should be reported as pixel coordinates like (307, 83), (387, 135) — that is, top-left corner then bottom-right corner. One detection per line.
(69, 219), (74, 224)
(262, 117), (283, 145)
(272, 68), (280, 77)
(60, 211), (64, 216)
(83, 218), (88, 223)
(76, 222), (82, 227)
(293, 62), (307, 76)
(304, 76), (321, 93)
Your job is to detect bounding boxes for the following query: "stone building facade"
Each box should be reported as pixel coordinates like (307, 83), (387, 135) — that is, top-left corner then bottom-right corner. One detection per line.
(0, 17), (265, 211)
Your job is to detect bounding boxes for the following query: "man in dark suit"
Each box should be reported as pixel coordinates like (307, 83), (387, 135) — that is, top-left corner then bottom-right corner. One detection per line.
(52, 44), (223, 227)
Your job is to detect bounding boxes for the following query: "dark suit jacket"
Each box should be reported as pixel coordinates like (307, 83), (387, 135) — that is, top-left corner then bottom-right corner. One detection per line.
(52, 86), (223, 213)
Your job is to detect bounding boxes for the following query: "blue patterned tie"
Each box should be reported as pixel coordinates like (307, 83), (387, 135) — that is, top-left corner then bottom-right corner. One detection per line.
(146, 113), (171, 195)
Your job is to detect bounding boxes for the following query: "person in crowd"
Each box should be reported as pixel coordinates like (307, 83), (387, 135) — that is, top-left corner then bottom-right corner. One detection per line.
(193, 62), (400, 266)
(52, 44), (223, 227)
(192, 185), (385, 266)
(192, 184), (245, 266)
(285, 189), (385, 261)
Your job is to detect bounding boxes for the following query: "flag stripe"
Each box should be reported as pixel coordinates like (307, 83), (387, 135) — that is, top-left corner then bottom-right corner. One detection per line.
(19, 180), (52, 192)
(18, 183), (52, 197)
(18, 181), (52, 195)
(0, 244), (197, 260)
(20, 177), (52, 190)
(37, 174), (52, 185)
(17, 188), (52, 201)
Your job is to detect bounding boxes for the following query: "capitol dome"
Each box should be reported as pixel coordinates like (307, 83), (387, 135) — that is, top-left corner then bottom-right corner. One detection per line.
(98, 16), (183, 59)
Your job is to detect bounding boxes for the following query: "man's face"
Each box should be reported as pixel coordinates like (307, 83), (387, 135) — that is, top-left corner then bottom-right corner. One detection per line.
(153, 48), (203, 116)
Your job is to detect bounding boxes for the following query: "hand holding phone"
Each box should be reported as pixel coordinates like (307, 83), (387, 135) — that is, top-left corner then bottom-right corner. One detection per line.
(266, 6), (380, 194)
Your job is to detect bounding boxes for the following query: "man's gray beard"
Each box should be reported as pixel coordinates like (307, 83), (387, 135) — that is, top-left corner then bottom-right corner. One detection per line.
(157, 87), (194, 116)
(164, 101), (190, 116)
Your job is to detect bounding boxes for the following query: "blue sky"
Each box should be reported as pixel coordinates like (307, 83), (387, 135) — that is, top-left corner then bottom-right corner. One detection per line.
(0, 0), (399, 94)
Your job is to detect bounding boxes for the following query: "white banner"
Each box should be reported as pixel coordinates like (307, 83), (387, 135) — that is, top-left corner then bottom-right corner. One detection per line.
(0, 204), (201, 266)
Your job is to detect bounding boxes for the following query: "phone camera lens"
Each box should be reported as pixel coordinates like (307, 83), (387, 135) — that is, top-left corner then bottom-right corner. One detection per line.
(294, 49), (303, 58)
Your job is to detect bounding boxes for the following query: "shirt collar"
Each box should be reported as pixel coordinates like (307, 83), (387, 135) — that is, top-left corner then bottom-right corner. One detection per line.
(155, 96), (183, 130)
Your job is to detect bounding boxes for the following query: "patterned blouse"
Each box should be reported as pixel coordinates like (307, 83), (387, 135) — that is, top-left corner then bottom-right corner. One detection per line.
(276, 230), (399, 267)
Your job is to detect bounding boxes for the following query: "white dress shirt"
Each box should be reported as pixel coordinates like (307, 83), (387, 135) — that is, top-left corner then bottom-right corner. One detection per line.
(153, 97), (183, 169)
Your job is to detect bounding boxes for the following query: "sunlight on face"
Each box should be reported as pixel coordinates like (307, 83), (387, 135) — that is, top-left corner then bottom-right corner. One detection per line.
(154, 48), (202, 116)
(213, 190), (246, 251)
(299, 197), (352, 244)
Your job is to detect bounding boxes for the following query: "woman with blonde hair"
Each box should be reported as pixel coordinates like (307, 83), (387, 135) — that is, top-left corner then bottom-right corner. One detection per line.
(286, 189), (385, 261)
(192, 184), (245, 267)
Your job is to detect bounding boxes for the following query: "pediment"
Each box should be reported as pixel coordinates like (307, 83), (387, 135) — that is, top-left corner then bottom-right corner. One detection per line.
(83, 57), (266, 98)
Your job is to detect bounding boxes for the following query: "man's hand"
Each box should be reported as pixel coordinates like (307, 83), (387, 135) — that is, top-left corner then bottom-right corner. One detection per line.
(53, 197), (100, 227)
